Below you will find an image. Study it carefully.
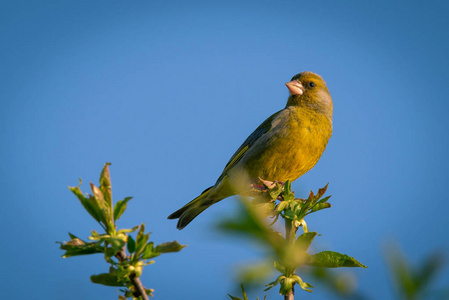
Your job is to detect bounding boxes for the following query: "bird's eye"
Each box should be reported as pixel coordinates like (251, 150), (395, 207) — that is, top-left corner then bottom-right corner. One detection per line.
(309, 81), (316, 88)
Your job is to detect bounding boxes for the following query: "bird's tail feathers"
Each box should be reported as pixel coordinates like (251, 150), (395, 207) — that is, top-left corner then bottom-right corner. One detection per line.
(167, 186), (214, 229)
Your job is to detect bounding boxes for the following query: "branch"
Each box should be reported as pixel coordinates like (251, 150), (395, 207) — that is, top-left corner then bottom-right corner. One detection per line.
(284, 218), (296, 300)
(284, 289), (294, 300)
(116, 248), (149, 300)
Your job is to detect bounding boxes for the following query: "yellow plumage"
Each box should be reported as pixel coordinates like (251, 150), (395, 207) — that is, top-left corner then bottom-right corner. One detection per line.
(168, 72), (333, 229)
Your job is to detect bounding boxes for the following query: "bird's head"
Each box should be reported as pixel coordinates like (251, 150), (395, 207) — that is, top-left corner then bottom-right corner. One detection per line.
(285, 71), (333, 119)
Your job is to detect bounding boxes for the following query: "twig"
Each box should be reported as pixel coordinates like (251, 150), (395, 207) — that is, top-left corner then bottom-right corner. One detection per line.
(116, 248), (149, 300)
(284, 288), (294, 300)
(284, 218), (296, 300)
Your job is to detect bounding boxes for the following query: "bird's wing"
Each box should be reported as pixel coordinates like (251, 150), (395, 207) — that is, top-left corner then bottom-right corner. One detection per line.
(215, 110), (283, 183)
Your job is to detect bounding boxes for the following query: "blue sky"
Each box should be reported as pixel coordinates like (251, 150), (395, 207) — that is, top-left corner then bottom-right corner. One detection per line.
(1, 1), (448, 299)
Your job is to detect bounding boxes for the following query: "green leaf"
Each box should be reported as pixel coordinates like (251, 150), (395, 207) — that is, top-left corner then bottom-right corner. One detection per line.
(282, 181), (295, 201)
(297, 196), (314, 218)
(91, 273), (125, 287)
(155, 241), (186, 253)
(284, 180), (291, 195)
(317, 195), (331, 204)
(127, 235), (135, 254)
(145, 288), (155, 297)
(99, 163), (112, 210)
(123, 289), (134, 298)
(142, 242), (156, 259)
(117, 225), (139, 234)
(276, 201), (288, 212)
(68, 232), (79, 240)
(104, 247), (117, 260)
(268, 183), (283, 200)
(113, 197), (132, 221)
(135, 226), (150, 256)
(283, 210), (295, 220)
(69, 184), (102, 224)
(90, 183), (110, 227)
(295, 232), (317, 252)
(57, 240), (103, 258)
(105, 236), (126, 254)
(229, 283), (249, 300)
(290, 201), (301, 213)
(308, 251), (367, 268)
(264, 275), (285, 291)
(292, 274), (313, 292)
(90, 230), (100, 238)
(310, 202), (331, 213)
(241, 283), (249, 300)
(90, 183), (106, 209)
(274, 260), (285, 273)
(279, 277), (295, 295)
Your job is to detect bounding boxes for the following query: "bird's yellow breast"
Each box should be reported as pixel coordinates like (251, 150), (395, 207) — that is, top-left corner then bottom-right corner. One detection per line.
(233, 106), (332, 182)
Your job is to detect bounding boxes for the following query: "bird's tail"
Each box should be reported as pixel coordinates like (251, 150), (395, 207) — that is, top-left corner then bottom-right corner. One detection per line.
(167, 186), (214, 230)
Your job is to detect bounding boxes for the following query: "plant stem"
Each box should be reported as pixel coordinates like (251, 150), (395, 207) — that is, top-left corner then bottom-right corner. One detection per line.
(285, 218), (296, 245)
(116, 248), (149, 300)
(284, 218), (296, 300)
(284, 289), (294, 300)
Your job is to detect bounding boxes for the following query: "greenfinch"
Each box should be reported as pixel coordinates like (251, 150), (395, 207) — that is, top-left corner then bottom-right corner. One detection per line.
(168, 71), (333, 229)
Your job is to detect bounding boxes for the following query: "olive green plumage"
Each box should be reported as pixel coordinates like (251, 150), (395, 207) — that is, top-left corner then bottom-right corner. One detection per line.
(168, 71), (333, 229)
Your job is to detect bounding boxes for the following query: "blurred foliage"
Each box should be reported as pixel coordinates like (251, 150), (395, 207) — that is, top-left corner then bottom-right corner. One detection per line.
(223, 181), (449, 299)
(220, 180), (366, 298)
(309, 267), (366, 299)
(228, 284), (267, 300)
(385, 244), (448, 300)
(57, 163), (186, 300)
(55, 164), (449, 299)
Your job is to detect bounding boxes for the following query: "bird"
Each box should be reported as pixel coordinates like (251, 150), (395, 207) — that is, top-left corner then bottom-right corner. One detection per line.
(168, 71), (333, 229)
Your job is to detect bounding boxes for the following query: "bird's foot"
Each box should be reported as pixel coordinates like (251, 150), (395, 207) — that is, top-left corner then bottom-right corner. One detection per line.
(257, 178), (285, 189)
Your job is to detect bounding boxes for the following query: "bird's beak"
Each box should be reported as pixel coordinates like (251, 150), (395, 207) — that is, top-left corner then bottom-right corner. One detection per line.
(285, 80), (305, 96)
